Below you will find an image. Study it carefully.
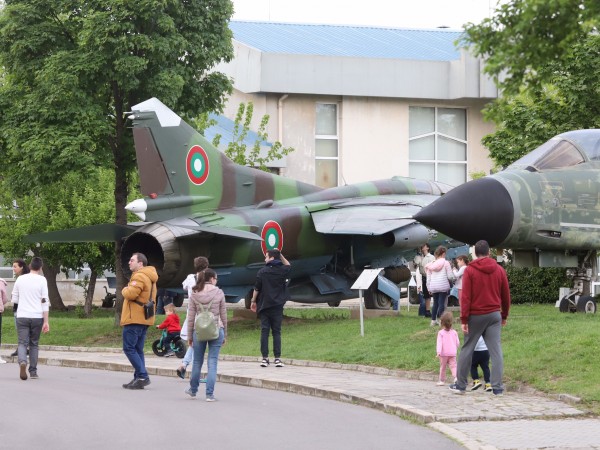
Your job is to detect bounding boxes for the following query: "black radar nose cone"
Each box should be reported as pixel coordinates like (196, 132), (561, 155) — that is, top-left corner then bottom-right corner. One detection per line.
(414, 177), (514, 247)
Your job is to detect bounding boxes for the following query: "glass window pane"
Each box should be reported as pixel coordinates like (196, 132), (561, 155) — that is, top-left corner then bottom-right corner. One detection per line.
(409, 162), (435, 181)
(409, 107), (435, 138)
(316, 159), (338, 188)
(438, 163), (466, 186)
(437, 108), (466, 140)
(409, 136), (435, 160)
(438, 136), (466, 161)
(316, 104), (337, 135)
(315, 139), (338, 157)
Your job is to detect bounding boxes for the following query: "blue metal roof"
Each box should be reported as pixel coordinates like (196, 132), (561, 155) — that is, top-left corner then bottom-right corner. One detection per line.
(229, 21), (463, 61)
(204, 113), (272, 149)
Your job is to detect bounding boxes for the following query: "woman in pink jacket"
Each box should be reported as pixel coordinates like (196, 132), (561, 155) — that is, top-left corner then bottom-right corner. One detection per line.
(426, 246), (455, 326)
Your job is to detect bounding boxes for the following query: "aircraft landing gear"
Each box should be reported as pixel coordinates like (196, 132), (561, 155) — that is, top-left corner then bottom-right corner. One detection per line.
(364, 286), (392, 310)
(558, 291), (597, 314)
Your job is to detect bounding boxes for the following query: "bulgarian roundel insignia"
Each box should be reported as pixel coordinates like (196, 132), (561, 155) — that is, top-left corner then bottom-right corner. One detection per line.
(186, 145), (210, 185)
(261, 220), (283, 255)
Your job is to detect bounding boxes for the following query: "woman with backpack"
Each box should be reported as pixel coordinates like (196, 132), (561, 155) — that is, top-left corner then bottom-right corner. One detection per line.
(185, 268), (227, 402)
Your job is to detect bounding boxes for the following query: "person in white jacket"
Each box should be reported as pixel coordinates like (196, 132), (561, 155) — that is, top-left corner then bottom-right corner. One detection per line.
(426, 246), (455, 326)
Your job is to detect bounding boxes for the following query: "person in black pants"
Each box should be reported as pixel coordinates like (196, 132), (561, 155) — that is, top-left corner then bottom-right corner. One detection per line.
(250, 249), (291, 368)
(470, 336), (492, 392)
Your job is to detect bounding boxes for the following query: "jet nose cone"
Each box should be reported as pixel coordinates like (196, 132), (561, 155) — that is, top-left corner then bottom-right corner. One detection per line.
(414, 177), (514, 247)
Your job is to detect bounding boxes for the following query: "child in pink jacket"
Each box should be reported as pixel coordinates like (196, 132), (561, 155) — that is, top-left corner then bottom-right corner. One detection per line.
(436, 311), (460, 385)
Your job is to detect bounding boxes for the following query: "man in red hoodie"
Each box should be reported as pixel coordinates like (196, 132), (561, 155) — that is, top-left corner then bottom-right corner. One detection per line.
(449, 240), (511, 396)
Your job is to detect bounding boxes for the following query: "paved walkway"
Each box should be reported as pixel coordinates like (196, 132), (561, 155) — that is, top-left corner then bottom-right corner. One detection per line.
(4, 346), (600, 450)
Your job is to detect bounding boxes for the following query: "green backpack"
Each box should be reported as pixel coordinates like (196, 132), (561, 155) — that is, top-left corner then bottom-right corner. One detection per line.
(194, 299), (219, 341)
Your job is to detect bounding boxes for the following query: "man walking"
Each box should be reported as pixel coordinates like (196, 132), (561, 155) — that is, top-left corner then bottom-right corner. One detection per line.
(121, 252), (158, 389)
(449, 240), (511, 395)
(250, 249), (291, 368)
(414, 243), (433, 318)
(12, 257), (50, 380)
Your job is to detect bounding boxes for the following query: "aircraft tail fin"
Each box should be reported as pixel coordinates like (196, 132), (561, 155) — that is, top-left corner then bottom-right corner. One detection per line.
(129, 98), (320, 219)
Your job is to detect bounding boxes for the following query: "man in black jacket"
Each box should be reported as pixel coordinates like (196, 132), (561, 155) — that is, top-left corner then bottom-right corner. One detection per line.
(250, 249), (291, 368)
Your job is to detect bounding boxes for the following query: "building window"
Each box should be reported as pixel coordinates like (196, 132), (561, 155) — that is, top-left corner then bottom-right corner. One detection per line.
(409, 107), (467, 186)
(315, 103), (338, 188)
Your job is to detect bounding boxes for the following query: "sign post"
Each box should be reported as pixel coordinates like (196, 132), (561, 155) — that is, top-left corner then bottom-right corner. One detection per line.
(351, 269), (383, 337)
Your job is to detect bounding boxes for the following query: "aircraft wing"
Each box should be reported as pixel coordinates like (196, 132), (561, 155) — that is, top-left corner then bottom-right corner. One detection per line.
(309, 200), (422, 236)
(25, 223), (141, 243)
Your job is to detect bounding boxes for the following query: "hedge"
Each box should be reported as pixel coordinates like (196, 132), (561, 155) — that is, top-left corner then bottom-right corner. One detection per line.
(505, 266), (571, 304)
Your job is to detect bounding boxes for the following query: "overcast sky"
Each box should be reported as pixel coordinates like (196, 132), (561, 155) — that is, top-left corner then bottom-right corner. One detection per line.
(232, 0), (503, 30)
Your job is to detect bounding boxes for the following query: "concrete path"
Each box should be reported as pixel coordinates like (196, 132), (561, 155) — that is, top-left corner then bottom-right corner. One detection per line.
(4, 346), (600, 450)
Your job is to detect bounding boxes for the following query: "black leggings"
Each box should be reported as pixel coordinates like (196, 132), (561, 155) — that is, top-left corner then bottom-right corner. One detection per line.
(470, 349), (490, 382)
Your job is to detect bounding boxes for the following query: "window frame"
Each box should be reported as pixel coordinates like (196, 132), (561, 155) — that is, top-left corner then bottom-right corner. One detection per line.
(315, 102), (339, 188)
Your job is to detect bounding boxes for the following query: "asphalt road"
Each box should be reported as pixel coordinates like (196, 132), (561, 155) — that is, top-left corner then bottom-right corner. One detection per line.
(3, 365), (463, 450)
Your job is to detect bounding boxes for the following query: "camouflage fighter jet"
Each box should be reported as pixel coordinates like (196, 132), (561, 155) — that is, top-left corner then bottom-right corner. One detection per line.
(414, 129), (600, 314)
(29, 98), (465, 309)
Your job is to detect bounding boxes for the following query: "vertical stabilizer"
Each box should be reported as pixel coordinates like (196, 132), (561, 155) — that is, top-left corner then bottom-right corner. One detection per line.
(129, 98), (320, 221)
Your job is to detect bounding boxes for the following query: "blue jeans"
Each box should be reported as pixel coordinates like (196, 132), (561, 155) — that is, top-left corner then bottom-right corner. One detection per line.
(431, 291), (447, 321)
(122, 324), (149, 380)
(182, 346), (194, 368)
(189, 328), (224, 397)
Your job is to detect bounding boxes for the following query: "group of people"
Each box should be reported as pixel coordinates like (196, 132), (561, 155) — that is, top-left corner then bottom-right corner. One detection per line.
(120, 249), (291, 401)
(430, 240), (511, 395)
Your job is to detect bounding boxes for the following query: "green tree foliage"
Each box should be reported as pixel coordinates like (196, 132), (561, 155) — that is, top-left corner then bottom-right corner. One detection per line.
(0, 169), (115, 311)
(481, 34), (600, 168)
(0, 0), (234, 313)
(505, 266), (570, 304)
(221, 102), (294, 171)
(462, 0), (599, 95)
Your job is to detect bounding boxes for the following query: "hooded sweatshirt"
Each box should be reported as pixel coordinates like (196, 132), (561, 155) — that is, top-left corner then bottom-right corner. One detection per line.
(187, 284), (227, 339)
(121, 265), (158, 326)
(425, 258), (454, 293)
(460, 257), (511, 325)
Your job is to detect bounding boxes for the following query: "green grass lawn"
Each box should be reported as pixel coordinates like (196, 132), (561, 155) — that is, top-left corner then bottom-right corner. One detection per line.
(3, 304), (599, 412)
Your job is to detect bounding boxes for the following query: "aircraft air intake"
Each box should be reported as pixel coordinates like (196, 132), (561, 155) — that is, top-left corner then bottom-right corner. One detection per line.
(120, 222), (210, 287)
(414, 177), (514, 247)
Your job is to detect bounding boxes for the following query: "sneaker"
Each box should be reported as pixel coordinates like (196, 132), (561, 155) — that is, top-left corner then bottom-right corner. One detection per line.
(10, 349), (17, 357)
(200, 378), (207, 383)
(260, 358), (270, 367)
(492, 389), (504, 396)
(164, 351), (175, 357)
(448, 383), (465, 394)
(19, 362), (28, 380)
(436, 381), (445, 386)
(176, 366), (186, 379)
(471, 379), (482, 391)
(484, 383), (492, 392)
(185, 388), (197, 398)
(30, 372), (39, 379)
(125, 378), (150, 390)
(0, 358), (6, 364)
(274, 358), (284, 368)
(205, 395), (216, 402)
(122, 378), (136, 388)
(424, 311), (432, 318)
(430, 320), (437, 327)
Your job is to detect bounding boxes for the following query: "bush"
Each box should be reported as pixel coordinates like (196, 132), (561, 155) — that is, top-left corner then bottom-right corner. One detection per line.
(505, 266), (570, 304)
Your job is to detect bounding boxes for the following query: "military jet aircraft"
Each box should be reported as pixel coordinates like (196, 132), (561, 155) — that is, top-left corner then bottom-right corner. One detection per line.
(414, 129), (600, 313)
(29, 98), (465, 309)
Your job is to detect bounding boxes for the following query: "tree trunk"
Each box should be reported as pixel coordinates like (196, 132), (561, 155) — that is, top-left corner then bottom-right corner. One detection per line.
(84, 270), (97, 318)
(44, 264), (67, 311)
(112, 92), (130, 327)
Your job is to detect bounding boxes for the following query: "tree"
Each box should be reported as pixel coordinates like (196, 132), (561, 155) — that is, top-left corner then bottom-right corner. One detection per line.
(462, 0), (600, 95)
(481, 34), (600, 167)
(0, 0), (234, 318)
(0, 169), (116, 312)
(217, 102), (294, 171)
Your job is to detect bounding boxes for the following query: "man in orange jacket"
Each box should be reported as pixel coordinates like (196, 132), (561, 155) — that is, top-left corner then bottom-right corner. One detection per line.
(121, 252), (158, 390)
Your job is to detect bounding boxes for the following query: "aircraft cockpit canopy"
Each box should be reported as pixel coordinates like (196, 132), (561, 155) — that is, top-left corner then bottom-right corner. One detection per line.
(507, 130), (600, 172)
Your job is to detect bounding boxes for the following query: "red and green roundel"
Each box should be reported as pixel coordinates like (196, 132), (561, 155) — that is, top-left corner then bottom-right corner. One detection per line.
(261, 220), (283, 255)
(186, 145), (210, 185)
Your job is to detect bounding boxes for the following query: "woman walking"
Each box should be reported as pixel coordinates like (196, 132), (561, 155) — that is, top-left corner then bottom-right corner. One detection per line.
(426, 246), (455, 326)
(185, 268), (227, 401)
